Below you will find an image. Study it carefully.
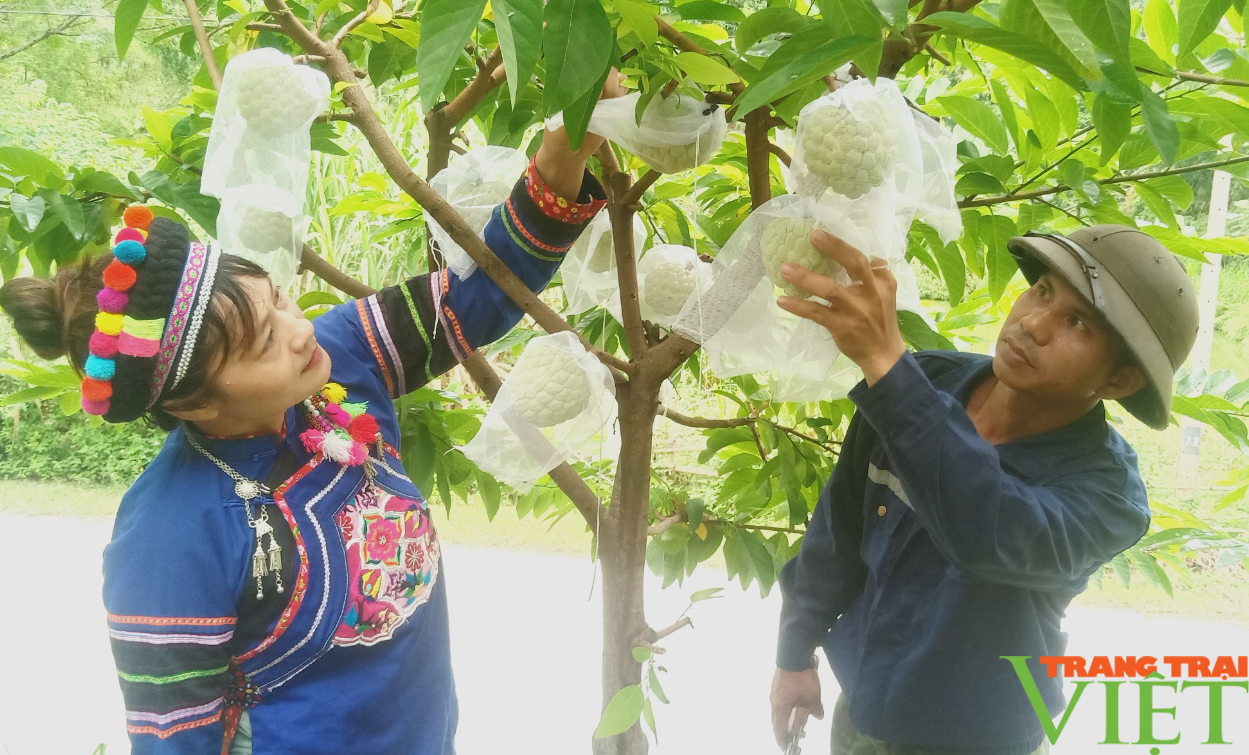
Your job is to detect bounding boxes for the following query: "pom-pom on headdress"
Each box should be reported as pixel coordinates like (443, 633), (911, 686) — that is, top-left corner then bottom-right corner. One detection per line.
(80, 207), (221, 422)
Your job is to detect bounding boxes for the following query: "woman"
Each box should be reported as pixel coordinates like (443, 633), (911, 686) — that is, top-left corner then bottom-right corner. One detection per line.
(0, 103), (615, 753)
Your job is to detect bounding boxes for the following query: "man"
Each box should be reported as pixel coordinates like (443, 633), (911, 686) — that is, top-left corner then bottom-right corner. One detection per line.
(769, 225), (1199, 754)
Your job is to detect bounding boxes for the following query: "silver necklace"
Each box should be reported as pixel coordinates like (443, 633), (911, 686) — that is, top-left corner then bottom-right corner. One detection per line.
(186, 433), (284, 600)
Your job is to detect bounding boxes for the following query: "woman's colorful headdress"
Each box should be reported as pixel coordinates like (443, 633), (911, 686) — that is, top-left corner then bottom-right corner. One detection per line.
(81, 207), (221, 421)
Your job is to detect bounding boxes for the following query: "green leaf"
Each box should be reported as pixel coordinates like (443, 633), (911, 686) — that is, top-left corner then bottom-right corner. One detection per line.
(690, 587), (723, 602)
(738, 530), (776, 592)
(416, 0), (488, 112)
(561, 61), (613, 151)
(76, 171), (141, 201)
(543, 0), (614, 116)
(1068, 0), (1132, 70)
(989, 80), (1021, 151)
(1178, 0), (1234, 61)
(1140, 88), (1180, 165)
(0, 385), (64, 407)
(1135, 181), (1179, 228)
(1023, 89), (1060, 151)
(1001, 0), (1100, 79)
(648, 666), (670, 705)
(642, 698), (657, 740)
(631, 646), (653, 662)
(59, 390), (82, 416)
(937, 96), (1009, 154)
(674, 52), (741, 86)
(478, 474), (501, 520)
(1091, 95), (1131, 165)
(115, 0), (149, 60)
(734, 33), (878, 118)
(1144, 0), (1179, 65)
(494, 0), (543, 105)
(734, 6), (806, 53)
(871, 0), (909, 28)
(9, 194), (45, 233)
(923, 12), (1084, 91)
(677, 1), (746, 23)
(897, 310), (956, 351)
(43, 192), (86, 242)
(593, 684), (645, 738)
(141, 106), (173, 148)
(0, 147), (65, 186)
(979, 213), (1018, 303)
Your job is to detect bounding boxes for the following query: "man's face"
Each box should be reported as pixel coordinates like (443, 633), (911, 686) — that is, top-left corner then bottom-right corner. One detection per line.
(994, 272), (1144, 404)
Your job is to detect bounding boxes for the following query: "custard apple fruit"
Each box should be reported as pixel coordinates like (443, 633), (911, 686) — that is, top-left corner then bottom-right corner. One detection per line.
(640, 131), (722, 174)
(235, 62), (323, 138)
(644, 259), (696, 317)
(448, 180), (511, 231)
(799, 100), (898, 199)
(584, 232), (615, 273)
(509, 341), (593, 428)
(761, 218), (837, 298)
(236, 205), (294, 253)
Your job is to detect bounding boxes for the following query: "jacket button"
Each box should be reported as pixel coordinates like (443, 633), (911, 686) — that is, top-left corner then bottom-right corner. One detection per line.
(877, 505), (887, 516)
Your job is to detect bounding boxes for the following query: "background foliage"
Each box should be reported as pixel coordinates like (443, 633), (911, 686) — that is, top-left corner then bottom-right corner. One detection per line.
(4, 0), (1249, 747)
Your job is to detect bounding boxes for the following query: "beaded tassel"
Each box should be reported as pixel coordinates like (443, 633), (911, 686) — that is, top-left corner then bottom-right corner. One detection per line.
(268, 536), (284, 593)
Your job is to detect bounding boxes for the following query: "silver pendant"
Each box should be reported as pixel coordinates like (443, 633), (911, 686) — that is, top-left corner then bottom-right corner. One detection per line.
(236, 479), (262, 501)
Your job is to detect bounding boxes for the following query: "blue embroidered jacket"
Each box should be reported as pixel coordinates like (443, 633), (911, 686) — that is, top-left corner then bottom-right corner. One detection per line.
(103, 160), (607, 755)
(777, 351), (1151, 755)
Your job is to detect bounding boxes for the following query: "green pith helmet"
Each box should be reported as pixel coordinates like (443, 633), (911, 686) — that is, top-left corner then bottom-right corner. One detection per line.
(1006, 225), (1200, 431)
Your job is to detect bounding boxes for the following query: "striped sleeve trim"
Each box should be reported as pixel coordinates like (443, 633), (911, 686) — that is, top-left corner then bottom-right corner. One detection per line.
(108, 615), (237, 628)
(119, 665), (230, 685)
(109, 628), (234, 646)
(127, 713), (223, 740)
(400, 279), (435, 379)
(355, 298), (397, 398)
(431, 270), (472, 362)
(503, 198), (570, 259)
(365, 294), (405, 393)
(127, 696), (225, 726)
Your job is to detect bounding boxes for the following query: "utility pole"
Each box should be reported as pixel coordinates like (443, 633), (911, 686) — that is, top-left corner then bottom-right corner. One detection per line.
(1175, 163), (1231, 490)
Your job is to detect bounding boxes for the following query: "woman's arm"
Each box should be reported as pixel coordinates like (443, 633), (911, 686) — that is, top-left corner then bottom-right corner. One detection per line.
(344, 75), (625, 398)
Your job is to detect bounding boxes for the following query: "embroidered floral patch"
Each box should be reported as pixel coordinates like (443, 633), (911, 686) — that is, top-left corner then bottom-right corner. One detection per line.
(333, 480), (440, 646)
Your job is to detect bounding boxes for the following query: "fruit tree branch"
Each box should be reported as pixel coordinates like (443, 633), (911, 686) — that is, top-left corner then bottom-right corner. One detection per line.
(608, 172), (650, 358)
(299, 245), (375, 299)
(960, 154), (1249, 208)
(183, 0), (223, 89)
(331, 1), (377, 49)
(260, 0), (614, 372)
(1137, 67), (1249, 88)
(622, 170), (660, 206)
(659, 407), (755, 429)
(0, 15), (84, 62)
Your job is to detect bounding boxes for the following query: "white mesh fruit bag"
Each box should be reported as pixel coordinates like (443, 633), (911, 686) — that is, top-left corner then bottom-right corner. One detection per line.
(908, 108), (963, 244)
(631, 244), (711, 329)
(459, 331), (619, 493)
(670, 195), (921, 402)
(789, 78), (923, 221)
(217, 184), (309, 289)
(562, 212), (648, 316)
(202, 48), (330, 217)
(550, 91), (727, 174)
(426, 146), (528, 279)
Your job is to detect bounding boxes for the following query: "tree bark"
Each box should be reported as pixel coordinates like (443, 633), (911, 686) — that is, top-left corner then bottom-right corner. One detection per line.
(593, 378), (662, 755)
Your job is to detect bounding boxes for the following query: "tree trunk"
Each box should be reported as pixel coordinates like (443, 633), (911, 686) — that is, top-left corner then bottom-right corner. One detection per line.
(593, 379), (661, 755)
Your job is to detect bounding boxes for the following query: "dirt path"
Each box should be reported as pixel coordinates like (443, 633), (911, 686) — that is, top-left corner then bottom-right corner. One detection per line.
(1, 513), (1246, 754)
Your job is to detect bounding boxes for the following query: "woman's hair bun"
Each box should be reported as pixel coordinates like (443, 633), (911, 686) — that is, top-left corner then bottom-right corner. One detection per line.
(0, 256), (109, 368)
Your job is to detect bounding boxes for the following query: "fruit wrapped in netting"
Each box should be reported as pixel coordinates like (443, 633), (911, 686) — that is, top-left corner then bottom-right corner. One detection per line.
(627, 244), (711, 328)
(460, 332), (619, 493)
(562, 212), (648, 315)
(216, 184), (309, 289)
(425, 146), (529, 279)
(670, 195), (923, 402)
(202, 48), (329, 217)
(550, 91), (727, 174)
(789, 78), (924, 222)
